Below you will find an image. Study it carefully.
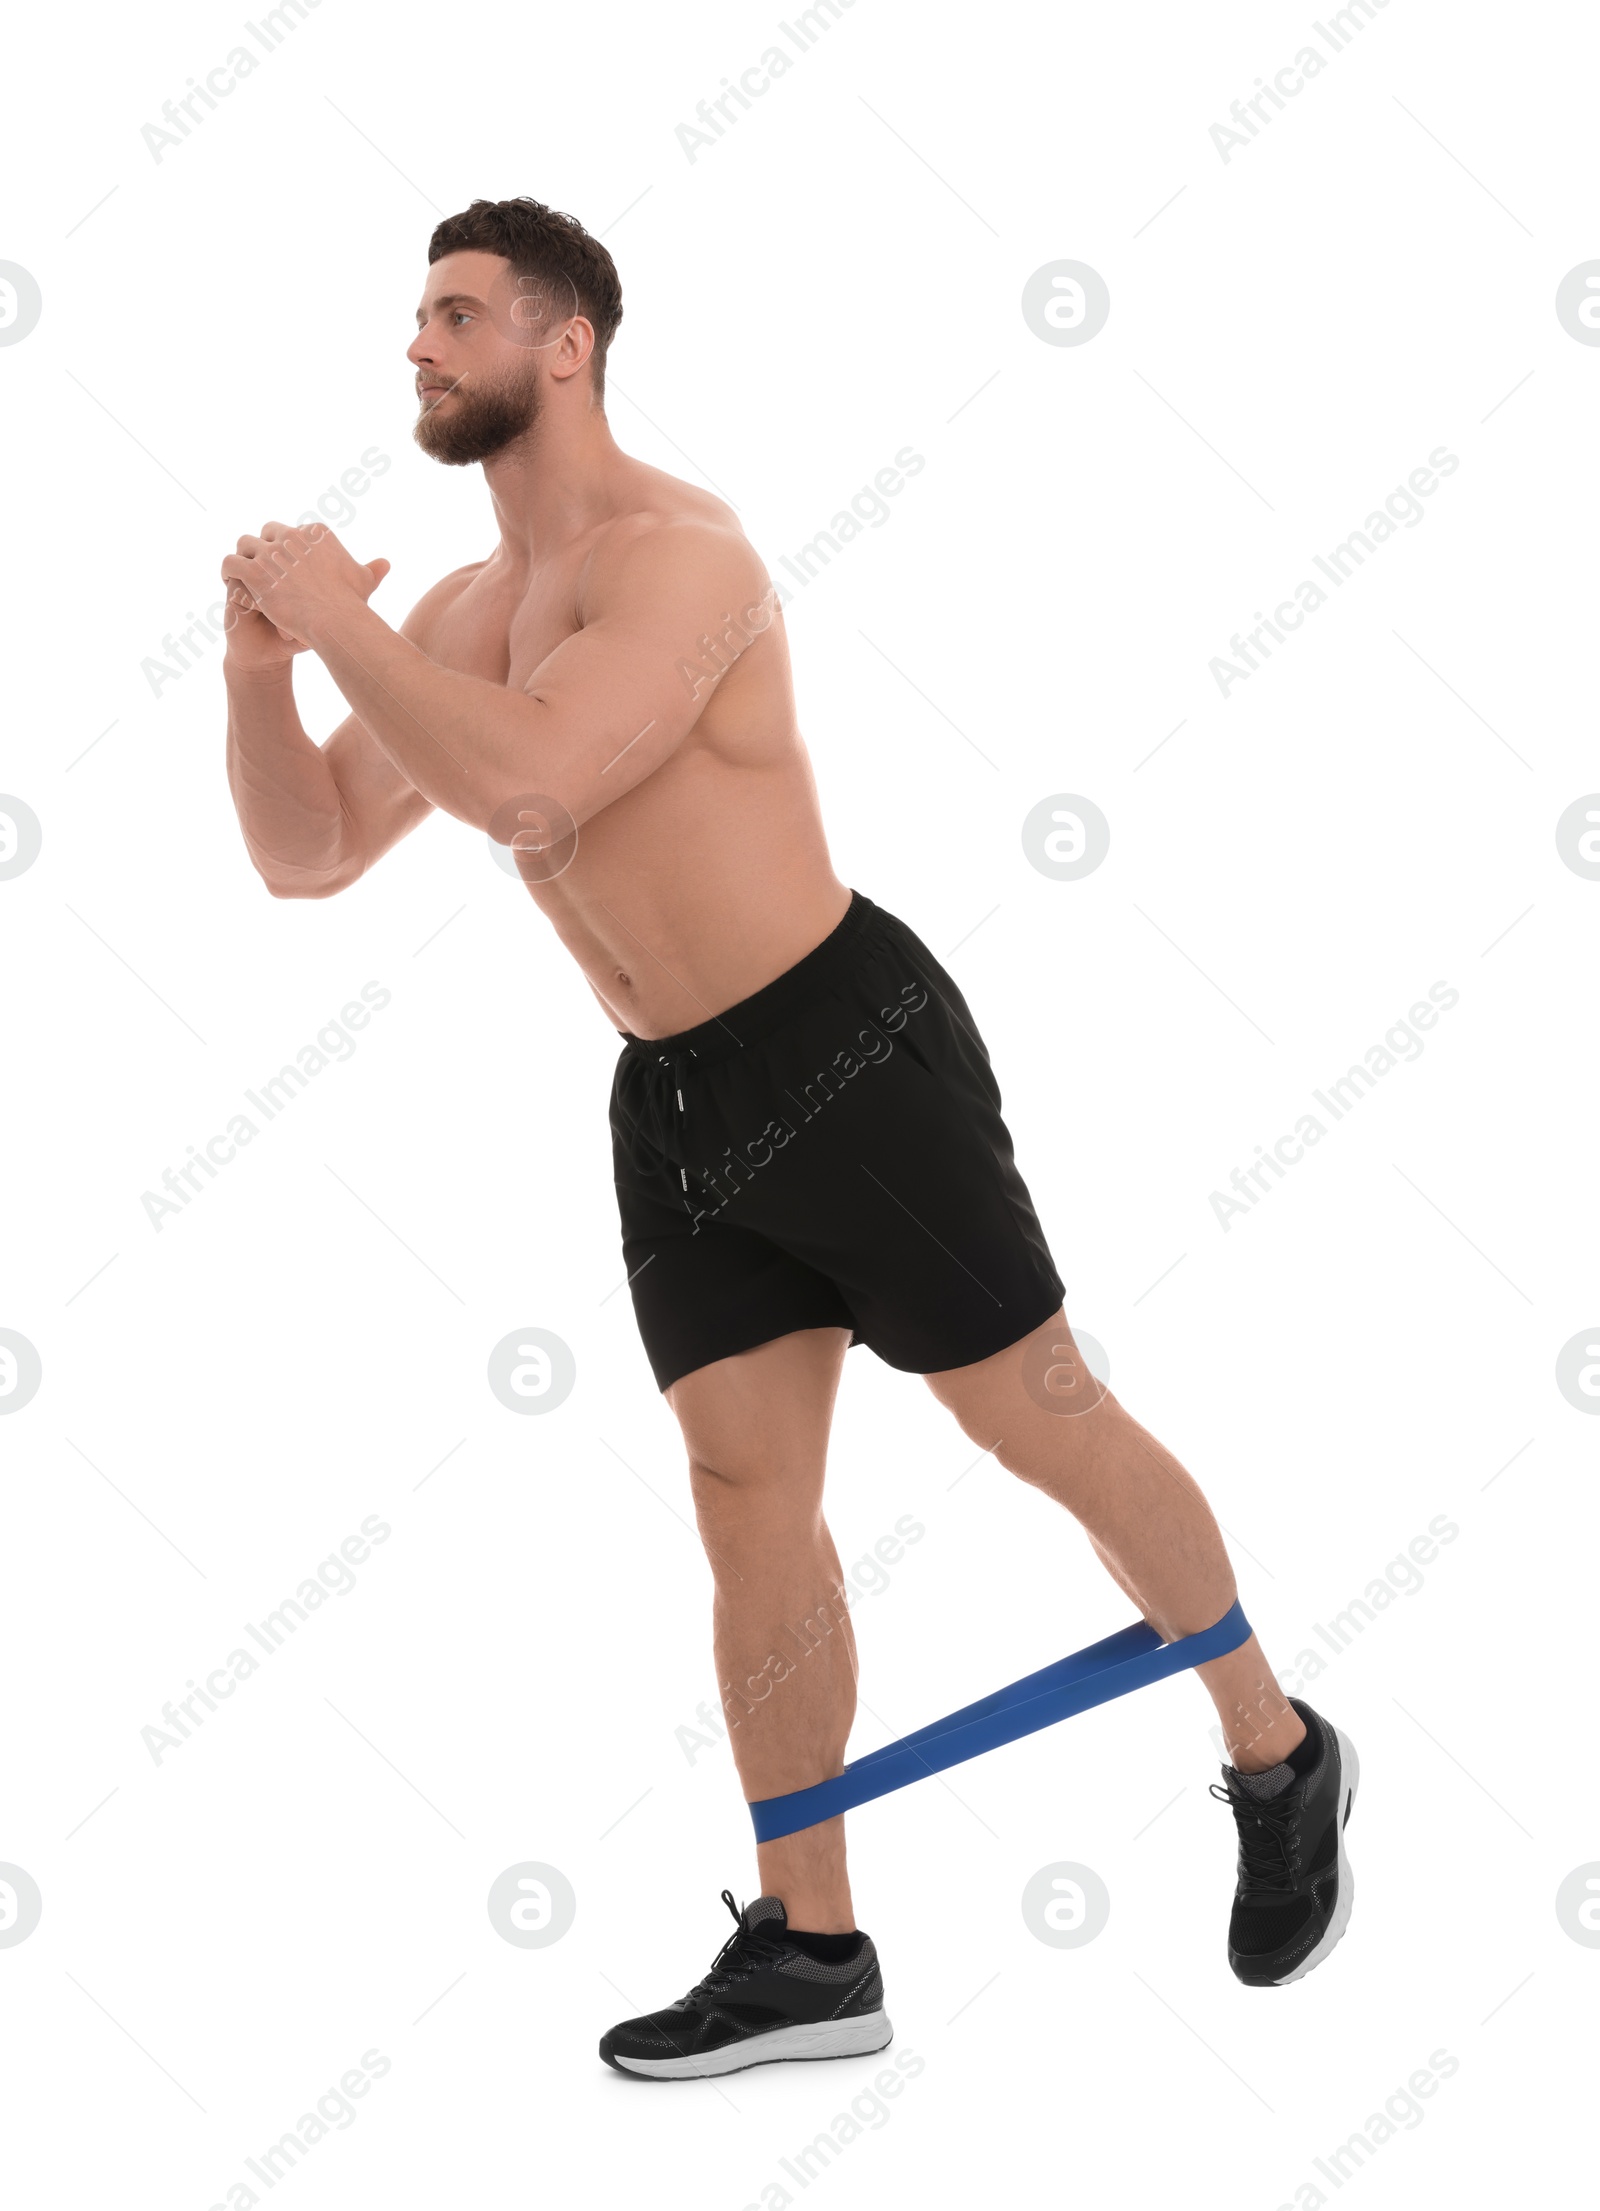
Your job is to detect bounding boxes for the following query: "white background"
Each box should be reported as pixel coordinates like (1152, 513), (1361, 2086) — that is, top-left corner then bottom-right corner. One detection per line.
(1, 0), (1595, 2204)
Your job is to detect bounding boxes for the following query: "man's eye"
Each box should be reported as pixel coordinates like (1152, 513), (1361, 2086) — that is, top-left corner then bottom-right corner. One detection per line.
(452, 312), (472, 326)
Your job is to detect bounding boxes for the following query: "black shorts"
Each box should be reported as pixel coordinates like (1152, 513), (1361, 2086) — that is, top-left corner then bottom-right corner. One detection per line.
(609, 890), (1066, 1392)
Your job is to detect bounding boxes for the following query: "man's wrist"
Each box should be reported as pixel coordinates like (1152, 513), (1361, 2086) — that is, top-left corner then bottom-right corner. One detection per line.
(305, 594), (381, 662)
(223, 655), (297, 691)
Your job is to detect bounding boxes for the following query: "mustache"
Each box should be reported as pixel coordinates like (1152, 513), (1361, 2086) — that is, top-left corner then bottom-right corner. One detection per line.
(415, 372), (468, 415)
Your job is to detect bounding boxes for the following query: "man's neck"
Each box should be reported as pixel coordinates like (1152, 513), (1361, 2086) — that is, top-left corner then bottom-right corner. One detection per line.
(481, 401), (627, 567)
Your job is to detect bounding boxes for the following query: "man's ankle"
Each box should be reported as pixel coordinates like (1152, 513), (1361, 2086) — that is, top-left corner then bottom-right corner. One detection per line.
(779, 1906), (856, 1934)
(1230, 1706), (1309, 1774)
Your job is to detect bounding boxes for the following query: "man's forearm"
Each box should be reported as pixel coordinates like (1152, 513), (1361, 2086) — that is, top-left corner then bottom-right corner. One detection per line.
(225, 663), (353, 894)
(308, 601), (538, 831)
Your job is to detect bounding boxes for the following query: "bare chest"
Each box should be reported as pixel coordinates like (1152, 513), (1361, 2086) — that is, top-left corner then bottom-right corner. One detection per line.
(425, 557), (585, 691)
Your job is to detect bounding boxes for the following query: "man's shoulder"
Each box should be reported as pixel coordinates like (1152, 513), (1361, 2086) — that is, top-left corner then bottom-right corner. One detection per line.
(613, 456), (742, 538)
(577, 494), (762, 624)
(399, 560), (490, 647)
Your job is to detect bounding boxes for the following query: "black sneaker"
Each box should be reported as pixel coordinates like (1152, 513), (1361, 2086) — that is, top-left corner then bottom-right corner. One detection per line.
(1211, 1698), (1359, 1986)
(599, 1890), (892, 2079)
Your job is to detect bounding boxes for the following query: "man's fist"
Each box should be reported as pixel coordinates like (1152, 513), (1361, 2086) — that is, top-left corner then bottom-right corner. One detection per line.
(221, 521), (390, 664)
(221, 577), (306, 676)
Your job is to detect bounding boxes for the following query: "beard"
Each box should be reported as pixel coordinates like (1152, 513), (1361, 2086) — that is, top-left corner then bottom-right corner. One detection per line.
(414, 369), (542, 466)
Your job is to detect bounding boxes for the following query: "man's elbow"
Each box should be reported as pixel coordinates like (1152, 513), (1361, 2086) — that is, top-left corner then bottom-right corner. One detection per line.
(262, 877), (331, 900)
(256, 857), (363, 900)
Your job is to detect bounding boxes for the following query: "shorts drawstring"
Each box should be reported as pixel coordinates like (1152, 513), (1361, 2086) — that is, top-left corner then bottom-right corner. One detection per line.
(659, 1050), (689, 1189)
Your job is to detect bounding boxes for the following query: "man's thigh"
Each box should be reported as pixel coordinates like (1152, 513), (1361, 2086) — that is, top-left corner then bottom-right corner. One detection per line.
(923, 1307), (1111, 1470)
(666, 1326), (851, 1518)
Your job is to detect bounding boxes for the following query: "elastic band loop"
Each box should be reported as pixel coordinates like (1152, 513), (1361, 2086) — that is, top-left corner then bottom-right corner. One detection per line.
(747, 1598), (1252, 1843)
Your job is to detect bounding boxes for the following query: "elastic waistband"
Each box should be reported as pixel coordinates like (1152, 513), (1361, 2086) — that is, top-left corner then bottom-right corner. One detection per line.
(617, 889), (885, 1066)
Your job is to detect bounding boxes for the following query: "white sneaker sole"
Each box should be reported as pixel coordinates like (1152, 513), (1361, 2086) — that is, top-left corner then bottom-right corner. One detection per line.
(1273, 1722), (1360, 1986)
(609, 2008), (894, 2079)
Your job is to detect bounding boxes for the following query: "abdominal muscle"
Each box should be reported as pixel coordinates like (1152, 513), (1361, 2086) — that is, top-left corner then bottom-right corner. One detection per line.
(526, 722), (851, 1041)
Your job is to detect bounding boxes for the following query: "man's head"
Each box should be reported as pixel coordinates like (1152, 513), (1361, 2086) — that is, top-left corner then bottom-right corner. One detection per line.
(409, 197), (623, 466)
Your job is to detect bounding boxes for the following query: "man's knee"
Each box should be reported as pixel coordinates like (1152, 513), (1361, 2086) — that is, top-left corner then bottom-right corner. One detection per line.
(686, 1450), (770, 1510)
(981, 1387), (1124, 1497)
(687, 1452), (817, 1563)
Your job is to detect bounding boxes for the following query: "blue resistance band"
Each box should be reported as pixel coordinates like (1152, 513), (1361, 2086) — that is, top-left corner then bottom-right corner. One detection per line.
(747, 1598), (1252, 1843)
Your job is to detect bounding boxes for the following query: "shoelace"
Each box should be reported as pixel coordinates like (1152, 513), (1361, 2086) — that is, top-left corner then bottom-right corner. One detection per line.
(678, 1889), (790, 2006)
(1208, 1779), (1302, 1890)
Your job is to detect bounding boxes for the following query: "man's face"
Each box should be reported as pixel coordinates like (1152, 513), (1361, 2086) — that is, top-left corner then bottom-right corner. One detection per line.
(409, 251), (562, 466)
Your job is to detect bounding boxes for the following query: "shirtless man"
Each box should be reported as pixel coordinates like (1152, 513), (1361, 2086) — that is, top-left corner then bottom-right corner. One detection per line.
(222, 196), (1358, 2080)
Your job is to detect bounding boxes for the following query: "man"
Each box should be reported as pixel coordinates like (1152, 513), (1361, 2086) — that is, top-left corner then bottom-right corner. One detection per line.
(222, 197), (1358, 2081)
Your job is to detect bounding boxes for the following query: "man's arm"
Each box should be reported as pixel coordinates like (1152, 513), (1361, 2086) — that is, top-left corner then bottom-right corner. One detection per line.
(223, 562), (467, 898)
(222, 516), (778, 842)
